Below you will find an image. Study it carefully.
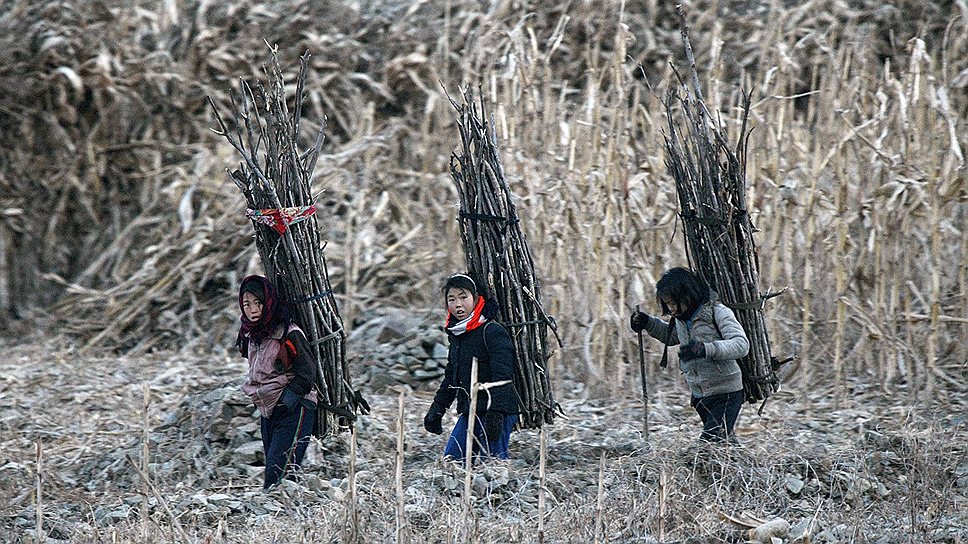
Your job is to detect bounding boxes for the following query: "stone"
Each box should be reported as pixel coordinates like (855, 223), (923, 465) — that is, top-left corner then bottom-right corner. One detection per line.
(785, 475), (805, 495)
(222, 387), (251, 406)
(302, 473), (332, 494)
(408, 345), (427, 358)
(473, 474), (488, 495)
(432, 343), (448, 359)
(374, 322), (413, 343)
(215, 466), (245, 480)
(94, 506), (130, 525)
(233, 441), (264, 465)
(229, 416), (256, 429)
(207, 493), (237, 508)
(401, 355), (423, 371)
(483, 465), (510, 487)
(413, 369), (443, 380)
(847, 476), (873, 499)
(748, 518), (789, 543)
(367, 370), (400, 392)
(804, 478), (821, 495)
(246, 494), (283, 515)
(275, 479), (315, 503)
(790, 519), (815, 543)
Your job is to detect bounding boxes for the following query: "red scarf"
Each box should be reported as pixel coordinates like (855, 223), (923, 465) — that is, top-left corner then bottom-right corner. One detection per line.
(445, 296), (488, 335)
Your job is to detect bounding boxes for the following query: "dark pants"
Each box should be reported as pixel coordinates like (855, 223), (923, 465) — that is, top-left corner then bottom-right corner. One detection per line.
(444, 413), (517, 461)
(691, 390), (743, 442)
(261, 402), (316, 489)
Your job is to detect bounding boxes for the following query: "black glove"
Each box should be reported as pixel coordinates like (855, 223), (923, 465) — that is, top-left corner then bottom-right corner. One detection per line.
(482, 411), (505, 443)
(423, 403), (445, 435)
(630, 310), (648, 332)
(679, 341), (706, 361)
(281, 388), (302, 412)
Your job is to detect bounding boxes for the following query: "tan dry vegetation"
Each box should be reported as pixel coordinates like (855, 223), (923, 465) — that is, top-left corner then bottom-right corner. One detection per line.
(0, 0), (967, 542)
(2, 0), (965, 393)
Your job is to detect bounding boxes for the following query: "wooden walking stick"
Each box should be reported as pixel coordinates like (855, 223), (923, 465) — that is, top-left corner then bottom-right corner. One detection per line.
(636, 305), (649, 440)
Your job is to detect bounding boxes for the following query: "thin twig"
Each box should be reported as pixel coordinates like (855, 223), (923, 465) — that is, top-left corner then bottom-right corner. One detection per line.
(125, 455), (190, 543)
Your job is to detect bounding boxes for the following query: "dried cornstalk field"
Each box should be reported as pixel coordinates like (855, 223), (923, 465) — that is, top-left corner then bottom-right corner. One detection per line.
(2, 0), (964, 395)
(1, 0), (966, 541)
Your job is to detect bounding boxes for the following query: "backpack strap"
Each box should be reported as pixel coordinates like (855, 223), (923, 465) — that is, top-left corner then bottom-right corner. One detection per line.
(659, 318), (675, 368)
(711, 306), (724, 340)
(276, 324), (299, 369)
(481, 321), (492, 352)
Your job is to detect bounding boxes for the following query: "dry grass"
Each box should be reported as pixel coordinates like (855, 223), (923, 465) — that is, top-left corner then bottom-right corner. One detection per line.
(0, 340), (964, 542)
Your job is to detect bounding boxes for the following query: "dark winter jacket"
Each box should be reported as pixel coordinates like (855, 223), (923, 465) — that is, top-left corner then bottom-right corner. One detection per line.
(641, 300), (749, 398)
(432, 322), (519, 416)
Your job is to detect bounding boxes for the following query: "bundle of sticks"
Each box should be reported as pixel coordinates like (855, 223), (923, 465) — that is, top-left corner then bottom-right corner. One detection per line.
(446, 87), (560, 429)
(210, 51), (365, 436)
(663, 6), (782, 405)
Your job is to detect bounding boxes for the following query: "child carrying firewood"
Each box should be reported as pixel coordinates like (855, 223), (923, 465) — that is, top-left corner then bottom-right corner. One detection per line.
(630, 267), (750, 443)
(236, 275), (318, 489)
(423, 274), (519, 460)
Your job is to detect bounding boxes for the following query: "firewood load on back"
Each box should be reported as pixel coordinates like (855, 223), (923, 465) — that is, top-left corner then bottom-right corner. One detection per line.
(210, 51), (368, 437)
(446, 87), (561, 429)
(662, 6), (787, 407)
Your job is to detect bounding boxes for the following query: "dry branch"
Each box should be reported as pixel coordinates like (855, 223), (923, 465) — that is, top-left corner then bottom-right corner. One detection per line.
(447, 86), (559, 429)
(210, 50), (365, 436)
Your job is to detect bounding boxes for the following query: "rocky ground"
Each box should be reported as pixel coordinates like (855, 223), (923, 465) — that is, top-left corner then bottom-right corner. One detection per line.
(1, 311), (966, 543)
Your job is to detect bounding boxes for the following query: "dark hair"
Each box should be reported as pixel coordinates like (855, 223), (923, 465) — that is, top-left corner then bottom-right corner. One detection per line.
(240, 279), (266, 303)
(655, 267), (710, 317)
(442, 273), (479, 297)
(237, 275), (292, 348)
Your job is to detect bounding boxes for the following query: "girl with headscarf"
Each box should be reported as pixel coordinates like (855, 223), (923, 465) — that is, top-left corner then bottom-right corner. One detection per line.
(237, 275), (317, 489)
(423, 273), (519, 460)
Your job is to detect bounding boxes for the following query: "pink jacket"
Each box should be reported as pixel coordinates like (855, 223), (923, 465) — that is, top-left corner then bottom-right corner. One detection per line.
(241, 323), (318, 418)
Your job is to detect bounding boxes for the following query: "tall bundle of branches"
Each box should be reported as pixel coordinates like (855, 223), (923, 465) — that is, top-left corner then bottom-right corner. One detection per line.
(447, 88), (559, 429)
(210, 51), (364, 436)
(662, 6), (781, 405)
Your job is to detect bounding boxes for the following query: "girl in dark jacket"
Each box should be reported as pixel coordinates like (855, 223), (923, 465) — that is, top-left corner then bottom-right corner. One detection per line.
(237, 275), (318, 489)
(423, 274), (519, 460)
(630, 268), (750, 442)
